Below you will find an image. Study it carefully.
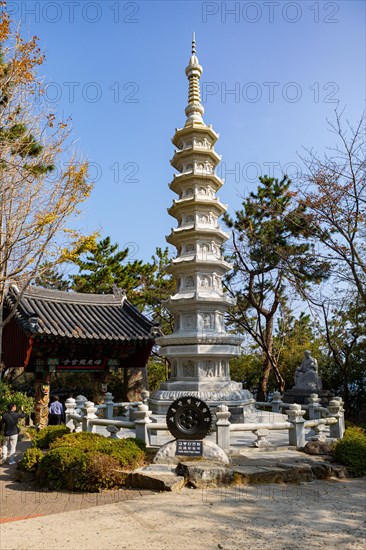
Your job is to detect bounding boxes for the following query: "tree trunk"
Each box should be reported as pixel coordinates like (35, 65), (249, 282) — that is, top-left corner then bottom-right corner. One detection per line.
(342, 363), (351, 417)
(257, 316), (285, 399)
(271, 360), (286, 393)
(257, 358), (272, 402)
(257, 317), (273, 400)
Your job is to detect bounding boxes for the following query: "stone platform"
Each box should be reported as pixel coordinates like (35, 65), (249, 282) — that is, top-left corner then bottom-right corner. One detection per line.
(282, 388), (333, 405)
(124, 449), (348, 491)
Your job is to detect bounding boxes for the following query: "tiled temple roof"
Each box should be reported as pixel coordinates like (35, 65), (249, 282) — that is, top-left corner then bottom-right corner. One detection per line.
(5, 285), (156, 342)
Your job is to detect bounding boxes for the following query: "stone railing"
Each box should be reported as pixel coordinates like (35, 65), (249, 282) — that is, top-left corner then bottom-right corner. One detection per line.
(255, 391), (339, 420)
(94, 390), (150, 420)
(216, 396), (345, 452)
(65, 391), (345, 452)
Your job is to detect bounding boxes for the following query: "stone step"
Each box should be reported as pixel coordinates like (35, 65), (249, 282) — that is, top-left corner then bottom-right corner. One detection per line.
(127, 453), (348, 491)
(126, 465), (185, 493)
(232, 460), (347, 485)
(176, 461), (234, 488)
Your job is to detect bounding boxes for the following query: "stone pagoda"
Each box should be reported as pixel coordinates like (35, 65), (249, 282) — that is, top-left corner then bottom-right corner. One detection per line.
(149, 35), (253, 417)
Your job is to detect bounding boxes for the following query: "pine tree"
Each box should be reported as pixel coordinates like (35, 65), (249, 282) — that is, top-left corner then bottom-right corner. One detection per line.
(34, 264), (70, 291)
(224, 175), (330, 400)
(273, 310), (323, 389)
(70, 237), (155, 308)
(143, 247), (175, 334)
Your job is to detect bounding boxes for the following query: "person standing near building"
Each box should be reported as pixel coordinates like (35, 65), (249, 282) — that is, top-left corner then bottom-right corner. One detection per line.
(48, 395), (64, 425)
(0, 403), (26, 465)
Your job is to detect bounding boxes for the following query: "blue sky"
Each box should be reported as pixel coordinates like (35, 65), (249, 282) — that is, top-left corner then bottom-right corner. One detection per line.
(10, 0), (366, 263)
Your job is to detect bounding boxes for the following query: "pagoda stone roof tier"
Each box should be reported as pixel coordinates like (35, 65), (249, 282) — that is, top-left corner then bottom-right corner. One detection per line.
(167, 294), (234, 307)
(157, 345), (241, 361)
(167, 197), (227, 218)
(172, 124), (219, 149)
(156, 333), (243, 348)
(167, 294), (235, 309)
(170, 146), (221, 171)
(5, 285), (156, 342)
(169, 172), (224, 195)
(166, 226), (230, 246)
(168, 257), (232, 274)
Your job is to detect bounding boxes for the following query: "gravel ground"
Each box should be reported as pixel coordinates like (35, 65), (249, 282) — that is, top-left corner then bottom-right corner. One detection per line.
(1, 477), (365, 550)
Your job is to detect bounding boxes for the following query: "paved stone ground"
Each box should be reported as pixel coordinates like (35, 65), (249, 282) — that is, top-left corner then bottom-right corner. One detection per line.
(0, 465), (147, 523)
(0, 434), (365, 549)
(1, 478), (365, 549)
(0, 439), (150, 524)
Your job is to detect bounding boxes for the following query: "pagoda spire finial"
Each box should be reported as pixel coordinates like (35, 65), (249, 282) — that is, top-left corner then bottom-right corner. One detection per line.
(192, 32), (196, 54)
(185, 33), (204, 126)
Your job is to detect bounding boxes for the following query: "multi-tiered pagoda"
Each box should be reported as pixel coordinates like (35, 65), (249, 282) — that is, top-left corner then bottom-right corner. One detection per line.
(150, 36), (253, 416)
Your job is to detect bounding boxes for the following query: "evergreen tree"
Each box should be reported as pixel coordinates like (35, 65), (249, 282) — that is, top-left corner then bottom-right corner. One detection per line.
(34, 264), (70, 291)
(273, 310), (324, 389)
(143, 247), (175, 334)
(70, 237), (155, 308)
(224, 175), (330, 400)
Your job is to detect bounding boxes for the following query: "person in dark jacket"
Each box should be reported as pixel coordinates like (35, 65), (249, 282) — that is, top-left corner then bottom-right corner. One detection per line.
(0, 403), (26, 465)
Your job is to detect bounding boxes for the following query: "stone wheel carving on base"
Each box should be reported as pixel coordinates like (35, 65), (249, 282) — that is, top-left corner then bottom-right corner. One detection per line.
(166, 397), (212, 440)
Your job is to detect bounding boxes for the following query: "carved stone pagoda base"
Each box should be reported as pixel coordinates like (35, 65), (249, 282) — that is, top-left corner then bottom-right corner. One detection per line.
(149, 382), (255, 421)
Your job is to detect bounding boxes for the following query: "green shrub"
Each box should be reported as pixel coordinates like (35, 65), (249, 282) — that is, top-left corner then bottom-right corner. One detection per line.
(107, 438), (146, 469)
(37, 447), (86, 489)
(0, 381), (34, 417)
(345, 420), (366, 431)
(32, 425), (70, 449)
(130, 437), (146, 451)
(50, 432), (146, 468)
(147, 360), (168, 392)
(19, 447), (44, 471)
(49, 431), (104, 451)
(38, 433), (146, 491)
(21, 426), (38, 440)
(334, 426), (366, 476)
(74, 452), (126, 492)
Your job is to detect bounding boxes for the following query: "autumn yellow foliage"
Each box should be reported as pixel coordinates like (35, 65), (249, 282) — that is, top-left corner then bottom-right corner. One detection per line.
(0, 5), (94, 312)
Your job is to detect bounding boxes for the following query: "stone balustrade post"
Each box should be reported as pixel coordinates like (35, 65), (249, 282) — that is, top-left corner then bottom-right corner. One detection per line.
(65, 398), (76, 431)
(332, 397), (345, 434)
(141, 390), (150, 405)
(308, 394), (321, 420)
(271, 391), (283, 414)
(328, 399), (344, 439)
(73, 418), (82, 433)
(216, 404), (231, 453)
(75, 395), (87, 413)
(134, 404), (152, 445)
(106, 425), (119, 439)
(103, 392), (114, 420)
(286, 404), (306, 448)
(252, 429), (271, 448)
(311, 422), (327, 442)
(127, 405), (135, 421)
(82, 401), (98, 433)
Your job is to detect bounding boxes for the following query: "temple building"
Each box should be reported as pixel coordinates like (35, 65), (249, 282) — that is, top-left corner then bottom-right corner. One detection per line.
(150, 36), (253, 416)
(3, 285), (156, 428)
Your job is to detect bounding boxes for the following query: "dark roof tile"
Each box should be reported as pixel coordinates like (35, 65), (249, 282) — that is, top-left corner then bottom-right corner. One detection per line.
(5, 286), (156, 342)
